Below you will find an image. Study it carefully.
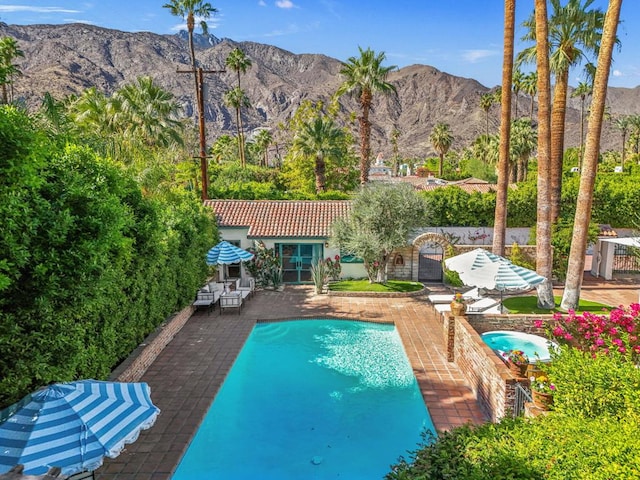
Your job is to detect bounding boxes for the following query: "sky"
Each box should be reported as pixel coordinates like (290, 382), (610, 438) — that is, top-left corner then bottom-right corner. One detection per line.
(1, 1), (640, 88)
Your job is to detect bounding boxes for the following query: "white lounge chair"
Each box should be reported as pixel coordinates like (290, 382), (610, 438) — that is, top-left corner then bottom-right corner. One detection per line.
(434, 296), (501, 315)
(427, 287), (483, 304)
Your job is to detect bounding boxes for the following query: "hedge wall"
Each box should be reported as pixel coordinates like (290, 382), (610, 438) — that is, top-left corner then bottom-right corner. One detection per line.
(0, 106), (214, 408)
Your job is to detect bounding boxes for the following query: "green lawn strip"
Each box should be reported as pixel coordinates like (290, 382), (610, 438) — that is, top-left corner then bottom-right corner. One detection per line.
(328, 280), (424, 293)
(503, 295), (611, 314)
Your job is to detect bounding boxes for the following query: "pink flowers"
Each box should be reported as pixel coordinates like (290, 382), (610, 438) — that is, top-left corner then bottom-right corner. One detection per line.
(537, 303), (640, 362)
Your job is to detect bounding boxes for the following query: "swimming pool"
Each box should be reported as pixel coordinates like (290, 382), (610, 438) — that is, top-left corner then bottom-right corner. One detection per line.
(481, 330), (557, 362)
(172, 319), (434, 479)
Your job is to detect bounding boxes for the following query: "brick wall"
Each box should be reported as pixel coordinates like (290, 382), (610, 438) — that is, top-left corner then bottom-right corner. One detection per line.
(110, 305), (195, 382)
(446, 313), (553, 421)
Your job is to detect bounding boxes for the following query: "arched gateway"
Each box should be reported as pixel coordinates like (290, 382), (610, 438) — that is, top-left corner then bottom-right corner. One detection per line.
(412, 232), (452, 283)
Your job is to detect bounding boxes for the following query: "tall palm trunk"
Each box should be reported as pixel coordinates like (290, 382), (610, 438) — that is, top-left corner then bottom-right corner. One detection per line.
(236, 70), (246, 167)
(493, 0), (515, 257)
(549, 69), (570, 223)
(579, 95), (586, 171)
(315, 154), (326, 193)
(534, 0), (555, 309)
(561, 0), (622, 310)
(359, 91), (372, 184)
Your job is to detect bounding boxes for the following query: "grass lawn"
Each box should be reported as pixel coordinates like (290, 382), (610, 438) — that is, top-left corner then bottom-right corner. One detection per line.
(328, 280), (424, 293)
(503, 295), (611, 314)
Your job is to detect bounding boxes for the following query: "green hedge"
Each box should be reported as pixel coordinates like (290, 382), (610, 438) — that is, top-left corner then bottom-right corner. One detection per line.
(0, 106), (214, 408)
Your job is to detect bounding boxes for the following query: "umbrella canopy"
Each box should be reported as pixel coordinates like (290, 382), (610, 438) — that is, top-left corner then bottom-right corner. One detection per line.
(206, 241), (254, 266)
(460, 260), (546, 292)
(444, 248), (504, 275)
(0, 380), (160, 476)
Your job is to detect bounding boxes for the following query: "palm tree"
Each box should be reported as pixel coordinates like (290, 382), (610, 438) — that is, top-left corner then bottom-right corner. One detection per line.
(628, 114), (640, 155)
(522, 71), (538, 119)
(163, 0), (217, 198)
(479, 92), (495, 138)
(224, 87), (251, 164)
(336, 47), (396, 185)
(510, 118), (537, 183)
(429, 123), (453, 177)
(613, 115), (630, 169)
(254, 129), (273, 167)
(115, 76), (183, 148)
(561, 0), (622, 311)
(210, 134), (236, 164)
(493, 0), (515, 257)
(519, 0), (605, 223)
(225, 48), (252, 167)
(512, 68), (525, 119)
(571, 80), (593, 171)
(0, 36), (24, 104)
(390, 128), (401, 176)
(292, 116), (345, 193)
(534, 0), (555, 310)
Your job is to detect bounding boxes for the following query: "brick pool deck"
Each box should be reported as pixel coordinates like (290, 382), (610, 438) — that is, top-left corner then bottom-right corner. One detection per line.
(96, 275), (639, 480)
(95, 286), (485, 480)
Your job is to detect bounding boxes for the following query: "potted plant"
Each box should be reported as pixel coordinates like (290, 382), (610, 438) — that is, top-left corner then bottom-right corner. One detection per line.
(530, 374), (555, 410)
(503, 349), (529, 377)
(449, 292), (467, 316)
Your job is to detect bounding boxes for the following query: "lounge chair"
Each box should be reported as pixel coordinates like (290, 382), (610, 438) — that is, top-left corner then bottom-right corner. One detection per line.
(428, 287), (483, 304)
(433, 296), (501, 314)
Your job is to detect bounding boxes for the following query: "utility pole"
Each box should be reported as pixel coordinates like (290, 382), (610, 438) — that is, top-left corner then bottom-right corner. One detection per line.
(177, 66), (225, 201)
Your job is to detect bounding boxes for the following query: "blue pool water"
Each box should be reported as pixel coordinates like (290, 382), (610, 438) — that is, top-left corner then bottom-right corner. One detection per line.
(172, 319), (434, 480)
(481, 330), (556, 362)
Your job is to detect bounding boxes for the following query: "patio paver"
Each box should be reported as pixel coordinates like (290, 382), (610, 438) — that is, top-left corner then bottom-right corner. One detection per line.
(95, 286), (485, 480)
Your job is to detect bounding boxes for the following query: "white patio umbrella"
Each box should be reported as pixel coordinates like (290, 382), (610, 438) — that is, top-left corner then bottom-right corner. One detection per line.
(206, 241), (254, 282)
(460, 259), (546, 293)
(444, 248), (504, 275)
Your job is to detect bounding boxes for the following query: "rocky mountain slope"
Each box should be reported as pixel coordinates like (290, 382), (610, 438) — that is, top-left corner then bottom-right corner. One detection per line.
(2, 22), (636, 158)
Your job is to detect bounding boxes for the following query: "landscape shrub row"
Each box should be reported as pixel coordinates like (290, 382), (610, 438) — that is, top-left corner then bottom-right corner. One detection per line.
(0, 106), (214, 408)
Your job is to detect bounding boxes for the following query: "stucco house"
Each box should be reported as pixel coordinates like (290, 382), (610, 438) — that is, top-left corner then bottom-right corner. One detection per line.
(204, 199), (533, 285)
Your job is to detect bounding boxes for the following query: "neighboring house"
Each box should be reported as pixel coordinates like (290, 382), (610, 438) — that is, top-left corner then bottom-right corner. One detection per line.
(204, 200), (365, 283)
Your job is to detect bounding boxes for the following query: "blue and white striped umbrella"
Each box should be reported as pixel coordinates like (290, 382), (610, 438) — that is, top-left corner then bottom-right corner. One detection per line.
(206, 241), (254, 266)
(444, 248), (504, 274)
(461, 260), (546, 292)
(0, 380), (160, 476)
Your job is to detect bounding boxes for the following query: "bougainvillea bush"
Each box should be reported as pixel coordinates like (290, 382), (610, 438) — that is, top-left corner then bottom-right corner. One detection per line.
(535, 303), (640, 362)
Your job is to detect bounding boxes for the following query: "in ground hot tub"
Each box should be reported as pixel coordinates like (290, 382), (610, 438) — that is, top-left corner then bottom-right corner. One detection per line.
(481, 330), (557, 363)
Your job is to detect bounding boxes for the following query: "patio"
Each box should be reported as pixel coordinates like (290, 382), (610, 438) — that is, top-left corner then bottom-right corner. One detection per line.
(95, 286), (485, 480)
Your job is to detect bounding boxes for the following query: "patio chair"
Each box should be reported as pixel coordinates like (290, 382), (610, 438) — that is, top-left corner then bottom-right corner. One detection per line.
(220, 291), (243, 315)
(466, 297), (499, 313)
(427, 287), (483, 304)
(237, 277), (255, 300)
(193, 291), (216, 315)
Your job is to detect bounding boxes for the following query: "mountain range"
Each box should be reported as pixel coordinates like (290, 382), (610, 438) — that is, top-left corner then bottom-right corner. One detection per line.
(2, 22), (639, 158)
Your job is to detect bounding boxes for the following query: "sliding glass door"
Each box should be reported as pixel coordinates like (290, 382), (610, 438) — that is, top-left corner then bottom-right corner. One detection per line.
(278, 243), (322, 283)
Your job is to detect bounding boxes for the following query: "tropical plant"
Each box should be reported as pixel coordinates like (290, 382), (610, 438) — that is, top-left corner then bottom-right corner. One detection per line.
(292, 115), (346, 193)
(561, 0), (621, 311)
(493, 0), (515, 257)
(509, 118), (536, 183)
(225, 48), (252, 167)
(529, 374), (555, 394)
(253, 129), (273, 167)
(519, 0), (606, 224)
(521, 71), (537, 119)
(479, 92), (496, 138)
(335, 46), (396, 184)
(613, 114), (631, 169)
(532, 0), (555, 310)
(571, 79), (593, 170)
(163, 0), (217, 198)
(310, 260), (328, 294)
(390, 128), (401, 176)
(0, 36), (24, 104)
(224, 86), (251, 165)
(429, 122), (453, 177)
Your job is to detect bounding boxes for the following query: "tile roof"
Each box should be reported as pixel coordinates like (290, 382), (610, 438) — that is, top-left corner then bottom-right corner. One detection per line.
(204, 200), (351, 238)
